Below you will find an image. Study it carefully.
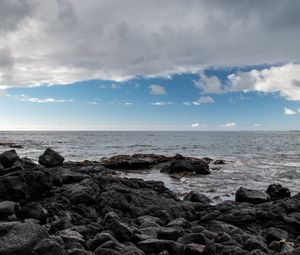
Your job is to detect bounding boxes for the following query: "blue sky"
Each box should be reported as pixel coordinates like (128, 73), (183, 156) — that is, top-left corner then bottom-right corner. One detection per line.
(1, 66), (299, 131)
(0, 1), (300, 130)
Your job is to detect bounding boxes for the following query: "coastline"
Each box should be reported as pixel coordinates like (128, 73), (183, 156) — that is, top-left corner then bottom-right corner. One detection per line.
(0, 148), (299, 255)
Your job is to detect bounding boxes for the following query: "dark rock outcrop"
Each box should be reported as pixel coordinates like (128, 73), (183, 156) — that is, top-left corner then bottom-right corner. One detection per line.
(235, 187), (270, 204)
(266, 183), (291, 201)
(39, 148), (65, 167)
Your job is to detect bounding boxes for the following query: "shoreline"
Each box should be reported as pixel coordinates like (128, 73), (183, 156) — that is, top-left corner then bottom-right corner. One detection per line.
(0, 148), (299, 255)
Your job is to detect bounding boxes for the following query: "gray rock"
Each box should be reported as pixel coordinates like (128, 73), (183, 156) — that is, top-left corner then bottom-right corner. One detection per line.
(137, 238), (184, 255)
(235, 187), (270, 204)
(39, 148), (65, 167)
(263, 227), (288, 244)
(167, 218), (192, 229)
(87, 232), (117, 251)
(32, 238), (65, 255)
(57, 229), (86, 250)
(109, 221), (133, 242)
(244, 238), (268, 252)
(0, 221), (49, 255)
(184, 243), (205, 255)
(0, 150), (19, 169)
(266, 183), (291, 201)
(0, 201), (20, 219)
(17, 203), (48, 223)
(177, 233), (209, 245)
(157, 227), (184, 241)
(183, 191), (211, 205)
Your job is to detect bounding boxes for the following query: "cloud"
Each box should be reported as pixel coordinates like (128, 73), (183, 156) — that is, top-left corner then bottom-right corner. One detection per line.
(184, 96), (215, 106)
(226, 63), (300, 101)
(151, 101), (172, 106)
(1, 1), (300, 88)
(21, 96), (73, 103)
(148, 84), (166, 95)
(194, 72), (222, 94)
(222, 122), (236, 127)
(284, 107), (297, 115)
(191, 123), (199, 128)
(253, 123), (262, 127)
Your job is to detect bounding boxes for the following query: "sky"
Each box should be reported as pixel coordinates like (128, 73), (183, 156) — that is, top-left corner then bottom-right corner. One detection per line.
(0, 0), (300, 131)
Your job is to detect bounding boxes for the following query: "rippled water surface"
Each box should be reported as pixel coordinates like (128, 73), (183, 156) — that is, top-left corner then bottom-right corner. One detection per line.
(1, 131), (299, 201)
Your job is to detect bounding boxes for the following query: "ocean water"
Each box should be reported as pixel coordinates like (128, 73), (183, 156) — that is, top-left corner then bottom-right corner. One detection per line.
(0, 131), (299, 201)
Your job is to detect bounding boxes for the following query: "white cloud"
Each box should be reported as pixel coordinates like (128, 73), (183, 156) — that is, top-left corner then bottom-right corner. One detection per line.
(148, 84), (166, 95)
(194, 72), (222, 94)
(124, 102), (134, 106)
(111, 84), (119, 90)
(191, 123), (199, 128)
(222, 122), (236, 127)
(88, 101), (98, 105)
(284, 107), (297, 115)
(185, 96), (215, 106)
(226, 64), (300, 101)
(1, 1), (300, 88)
(21, 96), (72, 103)
(151, 101), (172, 106)
(253, 123), (262, 127)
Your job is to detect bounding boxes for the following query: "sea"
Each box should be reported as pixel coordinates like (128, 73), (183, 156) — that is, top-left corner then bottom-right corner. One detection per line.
(1, 131), (299, 202)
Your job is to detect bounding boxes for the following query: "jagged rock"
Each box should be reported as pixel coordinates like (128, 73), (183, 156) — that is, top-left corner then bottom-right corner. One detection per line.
(235, 187), (270, 204)
(95, 248), (122, 255)
(213, 159), (226, 165)
(167, 218), (192, 229)
(184, 243), (205, 255)
(0, 150), (20, 168)
(0, 222), (49, 255)
(266, 183), (291, 201)
(0, 201), (20, 219)
(137, 238), (184, 255)
(109, 221), (133, 242)
(39, 148), (65, 167)
(244, 238), (268, 252)
(183, 191), (211, 205)
(57, 229), (86, 250)
(32, 238), (65, 255)
(66, 248), (91, 255)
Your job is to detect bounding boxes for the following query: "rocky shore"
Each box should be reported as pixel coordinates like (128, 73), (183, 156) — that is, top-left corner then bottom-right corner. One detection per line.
(0, 148), (299, 255)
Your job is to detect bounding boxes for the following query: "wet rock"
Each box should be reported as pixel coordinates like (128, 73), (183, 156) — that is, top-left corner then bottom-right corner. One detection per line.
(0, 150), (20, 169)
(213, 159), (226, 165)
(0, 221), (49, 255)
(266, 183), (291, 201)
(161, 159), (210, 175)
(183, 191), (211, 205)
(263, 227), (288, 244)
(32, 238), (65, 255)
(235, 187), (270, 204)
(0, 201), (20, 220)
(39, 148), (65, 167)
(137, 238), (184, 255)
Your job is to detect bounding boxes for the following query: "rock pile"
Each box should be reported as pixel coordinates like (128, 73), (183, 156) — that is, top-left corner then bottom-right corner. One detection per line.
(0, 148), (299, 255)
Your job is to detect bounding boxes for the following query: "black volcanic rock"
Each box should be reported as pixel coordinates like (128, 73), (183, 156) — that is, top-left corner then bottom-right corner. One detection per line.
(39, 148), (65, 167)
(235, 187), (270, 204)
(0, 150), (20, 169)
(184, 191), (211, 205)
(0, 222), (48, 255)
(266, 183), (291, 200)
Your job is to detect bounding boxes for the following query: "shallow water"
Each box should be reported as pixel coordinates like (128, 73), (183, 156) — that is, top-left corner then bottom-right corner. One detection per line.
(0, 131), (299, 201)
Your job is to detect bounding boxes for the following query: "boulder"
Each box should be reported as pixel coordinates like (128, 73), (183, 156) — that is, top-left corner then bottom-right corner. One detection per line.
(183, 191), (211, 205)
(109, 221), (133, 242)
(266, 183), (291, 201)
(263, 227), (288, 244)
(0, 201), (20, 219)
(57, 229), (86, 250)
(157, 227), (184, 241)
(244, 238), (268, 252)
(32, 238), (65, 255)
(0, 222), (49, 255)
(87, 232), (117, 251)
(137, 238), (184, 255)
(0, 150), (19, 169)
(177, 233), (209, 245)
(17, 203), (48, 223)
(39, 148), (65, 167)
(235, 187), (270, 204)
